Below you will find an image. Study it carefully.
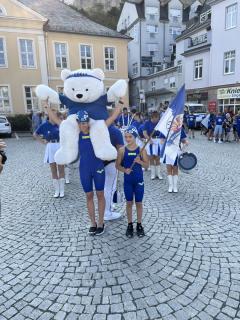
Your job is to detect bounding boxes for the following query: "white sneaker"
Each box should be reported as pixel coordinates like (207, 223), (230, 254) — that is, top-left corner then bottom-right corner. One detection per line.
(218, 140), (222, 144)
(104, 211), (121, 221)
(156, 165), (163, 180)
(213, 139), (216, 143)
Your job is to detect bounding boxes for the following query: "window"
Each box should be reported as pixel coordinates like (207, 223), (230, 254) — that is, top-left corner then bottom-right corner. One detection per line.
(147, 25), (158, 33)
(194, 59), (203, 79)
(54, 42), (68, 69)
(224, 50), (235, 74)
(19, 39), (35, 68)
(169, 27), (182, 39)
(0, 6), (7, 16)
(146, 6), (159, 20)
(151, 81), (156, 91)
(24, 86), (39, 112)
(0, 86), (11, 113)
(80, 45), (93, 69)
(57, 87), (66, 110)
(132, 63), (138, 75)
(170, 77), (176, 88)
(177, 60), (182, 74)
(0, 38), (7, 67)
(170, 9), (181, 23)
(226, 3), (237, 29)
(104, 47), (116, 71)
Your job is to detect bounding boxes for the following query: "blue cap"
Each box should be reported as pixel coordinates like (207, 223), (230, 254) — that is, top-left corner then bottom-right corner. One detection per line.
(125, 125), (138, 138)
(76, 110), (89, 123)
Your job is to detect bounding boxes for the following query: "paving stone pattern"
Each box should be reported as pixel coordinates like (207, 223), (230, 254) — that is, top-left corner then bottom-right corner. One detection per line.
(1, 135), (240, 320)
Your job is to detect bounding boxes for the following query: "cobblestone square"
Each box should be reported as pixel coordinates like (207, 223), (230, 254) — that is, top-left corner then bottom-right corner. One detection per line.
(1, 135), (240, 320)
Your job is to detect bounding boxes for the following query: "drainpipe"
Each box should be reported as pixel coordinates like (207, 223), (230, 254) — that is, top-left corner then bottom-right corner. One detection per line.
(139, 19), (142, 112)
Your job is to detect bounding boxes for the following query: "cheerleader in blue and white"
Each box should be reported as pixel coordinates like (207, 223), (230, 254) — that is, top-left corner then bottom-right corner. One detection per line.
(34, 108), (65, 198)
(160, 116), (189, 193)
(143, 111), (163, 180)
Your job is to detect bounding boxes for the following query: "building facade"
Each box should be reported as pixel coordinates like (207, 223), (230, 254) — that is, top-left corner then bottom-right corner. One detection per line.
(176, 0), (240, 113)
(0, 0), (129, 115)
(117, 0), (200, 109)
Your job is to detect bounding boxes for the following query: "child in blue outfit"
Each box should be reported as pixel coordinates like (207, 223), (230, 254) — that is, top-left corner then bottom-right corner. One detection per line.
(186, 112), (196, 139)
(45, 102), (123, 236)
(116, 126), (149, 238)
(34, 109), (65, 198)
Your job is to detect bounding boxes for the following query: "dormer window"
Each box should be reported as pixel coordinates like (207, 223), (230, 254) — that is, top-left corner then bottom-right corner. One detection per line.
(0, 5), (7, 16)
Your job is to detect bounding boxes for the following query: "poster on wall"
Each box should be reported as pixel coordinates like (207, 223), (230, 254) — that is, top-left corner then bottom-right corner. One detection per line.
(208, 101), (217, 113)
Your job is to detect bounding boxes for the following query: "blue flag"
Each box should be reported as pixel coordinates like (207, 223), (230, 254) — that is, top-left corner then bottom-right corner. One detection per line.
(155, 85), (185, 164)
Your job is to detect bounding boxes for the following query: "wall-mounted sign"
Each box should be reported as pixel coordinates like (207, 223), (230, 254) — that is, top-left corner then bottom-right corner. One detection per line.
(208, 101), (217, 113)
(217, 87), (240, 99)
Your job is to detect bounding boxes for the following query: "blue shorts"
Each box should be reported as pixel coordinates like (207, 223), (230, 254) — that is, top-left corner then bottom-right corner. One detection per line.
(124, 180), (144, 202)
(80, 164), (105, 193)
(214, 125), (223, 135)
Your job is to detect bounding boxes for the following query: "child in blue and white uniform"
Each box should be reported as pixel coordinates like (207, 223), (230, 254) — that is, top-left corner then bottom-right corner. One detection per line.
(143, 111), (163, 180)
(45, 102), (123, 236)
(214, 112), (225, 143)
(160, 123), (189, 193)
(34, 109), (65, 198)
(235, 110), (240, 142)
(187, 112), (196, 139)
(116, 126), (149, 238)
(117, 107), (132, 129)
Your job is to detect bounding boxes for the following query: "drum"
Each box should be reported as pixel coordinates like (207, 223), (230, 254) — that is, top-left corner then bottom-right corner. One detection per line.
(178, 152), (197, 173)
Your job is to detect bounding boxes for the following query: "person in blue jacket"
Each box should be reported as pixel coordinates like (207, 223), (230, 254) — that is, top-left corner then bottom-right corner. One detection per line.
(116, 126), (149, 238)
(187, 112), (196, 139)
(236, 110), (240, 142)
(34, 109), (65, 198)
(45, 101), (123, 236)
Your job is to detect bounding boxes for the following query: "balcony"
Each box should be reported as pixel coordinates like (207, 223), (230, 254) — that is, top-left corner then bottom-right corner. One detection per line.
(183, 30), (211, 56)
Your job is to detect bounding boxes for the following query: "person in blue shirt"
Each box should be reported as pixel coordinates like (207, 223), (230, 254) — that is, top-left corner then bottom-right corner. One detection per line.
(137, 122), (146, 149)
(187, 112), (196, 139)
(116, 126), (149, 238)
(214, 112), (225, 143)
(104, 124), (124, 221)
(143, 111), (163, 180)
(160, 125), (189, 193)
(45, 102), (123, 236)
(207, 113), (215, 141)
(34, 109), (65, 199)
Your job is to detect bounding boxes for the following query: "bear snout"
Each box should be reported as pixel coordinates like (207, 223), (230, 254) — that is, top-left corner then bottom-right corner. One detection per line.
(76, 94), (83, 99)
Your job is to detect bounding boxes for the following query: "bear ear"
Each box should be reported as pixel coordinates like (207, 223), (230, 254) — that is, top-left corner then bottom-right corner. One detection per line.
(61, 69), (71, 81)
(93, 68), (105, 81)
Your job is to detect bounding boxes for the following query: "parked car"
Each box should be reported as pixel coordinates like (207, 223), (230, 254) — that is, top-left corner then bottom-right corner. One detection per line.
(0, 116), (12, 137)
(185, 103), (207, 128)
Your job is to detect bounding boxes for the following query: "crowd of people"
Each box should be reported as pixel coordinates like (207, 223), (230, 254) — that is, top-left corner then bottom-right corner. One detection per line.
(183, 109), (240, 143)
(32, 100), (188, 238)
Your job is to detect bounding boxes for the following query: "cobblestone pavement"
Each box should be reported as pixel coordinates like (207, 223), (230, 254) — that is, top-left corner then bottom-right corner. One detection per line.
(1, 134), (240, 320)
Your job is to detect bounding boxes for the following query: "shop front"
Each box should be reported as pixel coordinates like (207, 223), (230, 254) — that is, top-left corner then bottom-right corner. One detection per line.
(217, 87), (240, 114)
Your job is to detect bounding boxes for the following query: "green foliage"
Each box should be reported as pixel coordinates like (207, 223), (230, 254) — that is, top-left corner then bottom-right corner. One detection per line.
(7, 114), (32, 132)
(77, 2), (124, 30)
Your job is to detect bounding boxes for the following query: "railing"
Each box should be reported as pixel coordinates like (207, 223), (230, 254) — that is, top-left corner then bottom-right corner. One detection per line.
(189, 33), (208, 48)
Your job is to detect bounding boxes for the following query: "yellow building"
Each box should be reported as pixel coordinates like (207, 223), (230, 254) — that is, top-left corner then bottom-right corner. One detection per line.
(0, 0), (129, 115)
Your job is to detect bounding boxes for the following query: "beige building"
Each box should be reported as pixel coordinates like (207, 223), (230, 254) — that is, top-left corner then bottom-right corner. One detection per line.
(0, 0), (129, 115)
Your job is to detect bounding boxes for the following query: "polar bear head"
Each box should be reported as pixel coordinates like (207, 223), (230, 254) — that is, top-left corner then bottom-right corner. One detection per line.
(61, 68), (105, 103)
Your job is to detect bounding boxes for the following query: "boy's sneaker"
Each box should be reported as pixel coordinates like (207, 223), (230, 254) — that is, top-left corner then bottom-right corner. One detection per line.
(136, 224), (145, 238)
(95, 225), (105, 236)
(126, 223), (134, 238)
(218, 140), (222, 144)
(88, 224), (97, 235)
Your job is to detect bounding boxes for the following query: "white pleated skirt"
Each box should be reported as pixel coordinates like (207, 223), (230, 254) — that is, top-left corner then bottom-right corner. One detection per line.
(44, 142), (60, 164)
(146, 138), (161, 156)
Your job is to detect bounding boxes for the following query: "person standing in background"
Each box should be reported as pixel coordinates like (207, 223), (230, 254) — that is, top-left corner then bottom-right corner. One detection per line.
(143, 111), (163, 180)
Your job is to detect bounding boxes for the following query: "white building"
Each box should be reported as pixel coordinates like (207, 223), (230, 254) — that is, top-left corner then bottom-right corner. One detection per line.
(176, 0), (240, 113)
(117, 0), (192, 109)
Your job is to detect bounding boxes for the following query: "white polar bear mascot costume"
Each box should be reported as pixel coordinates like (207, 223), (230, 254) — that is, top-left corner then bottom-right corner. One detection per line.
(36, 68), (127, 164)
